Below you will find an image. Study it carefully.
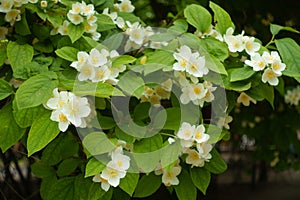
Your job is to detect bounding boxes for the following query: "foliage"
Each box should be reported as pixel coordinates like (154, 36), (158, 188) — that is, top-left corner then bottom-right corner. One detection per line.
(0, 0), (300, 199)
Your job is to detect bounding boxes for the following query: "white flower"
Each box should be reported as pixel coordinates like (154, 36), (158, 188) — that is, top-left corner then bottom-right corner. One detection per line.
(86, 14), (97, 25)
(237, 92), (256, 106)
(92, 65), (110, 82)
(173, 45), (193, 72)
(193, 124), (210, 144)
(244, 52), (267, 71)
(92, 174), (110, 192)
(189, 83), (207, 102)
(262, 68), (279, 86)
(46, 88), (69, 110)
(91, 31), (101, 41)
(69, 2), (82, 14)
(71, 51), (90, 69)
(217, 115), (233, 129)
(110, 147), (130, 171)
(262, 51), (281, 64)
(58, 20), (70, 35)
(77, 63), (95, 81)
(177, 122), (195, 141)
(224, 34), (244, 53)
(185, 149), (205, 167)
(83, 21), (97, 33)
(168, 137), (176, 144)
(40, 0), (47, 8)
(100, 162), (127, 187)
(115, 0), (135, 13)
(285, 86), (300, 106)
(67, 12), (84, 25)
(0, 27), (8, 40)
(81, 2), (94, 16)
(243, 36), (260, 55)
(88, 48), (108, 67)
(63, 94), (91, 127)
(50, 109), (70, 132)
(197, 143), (213, 160)
(5, 9), (21, 25)
(186, 54), (208, 77)
(162, 166), (181, 186)
(271, 60), (286, 75)
(128, 26), (146, 45)
(0, 0), (14, 13)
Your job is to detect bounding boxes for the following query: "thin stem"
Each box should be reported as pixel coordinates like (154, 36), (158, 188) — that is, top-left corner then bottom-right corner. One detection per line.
(159, 132), (176, 138)
(265, 35), (275, 48)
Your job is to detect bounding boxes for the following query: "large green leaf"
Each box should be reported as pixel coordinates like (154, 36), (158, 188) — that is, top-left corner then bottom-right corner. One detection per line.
(27, 111), (61, 156)
(88, 183), (108, 200)
(46, 177), (76, 200)
(190, 167), (211, 195)
(184, 4), (211, 33)
(68, 23), (85, 43)
(204, 148), (227, 174)
(133, 173), (161, 198)
(82, 132), (116, 156)
(15, 72), (58, 110)
(275, 38), (300, 80)
(230, 66), (256, 82)
(119, 173), (139, 196)
(31, 161), (56, 178)
(85, 157), (106, 178)
(117, 71), (144, 98)
(41, 132), (79, 165)
(0, 79), (13, 100)
(0, 103), (26, 152)
(7, 41), (34, 79)
(270, 24), (299, 36)
(55, 46), (79, 61)
(57, 158), (80, 176)
(95, 14), (116, 32)
(209, 2), (234, 34)
(199, 37), (229, 62)
(247, 82), (274, 107)
(174, 169), (197, 200)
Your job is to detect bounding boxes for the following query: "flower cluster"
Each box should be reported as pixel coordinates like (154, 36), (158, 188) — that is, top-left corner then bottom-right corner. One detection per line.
(245, 51), (286, 86)
(52, 1), (100, 40)
(173, 45), (208, 78)
(140, 79), (173, 105)
(124, 22), (168, 51)
(92, 146), (131, 191)
(177, 122), (212, 167)
(0, 0), (37, 26)
(154, 160), (182, 186)
(70, 48), (126, 85)
(284, 86), (300, 106)
(45, 88), (91, 132)
(114, 0), (135, 13)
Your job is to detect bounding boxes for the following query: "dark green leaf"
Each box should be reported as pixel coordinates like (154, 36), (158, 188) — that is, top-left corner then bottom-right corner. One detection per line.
(204, 148), (227, 174)
(133, 173), (161, 198)
(119, 173), (139, 196)
(174, 169), (197, 200)
(47, 177), (76, 200)
(57, 158), (80, 176)
(190, 167), (211, 195)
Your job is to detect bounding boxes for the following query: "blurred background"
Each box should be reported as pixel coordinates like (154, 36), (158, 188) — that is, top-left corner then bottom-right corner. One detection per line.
(1, 0), (300, 199)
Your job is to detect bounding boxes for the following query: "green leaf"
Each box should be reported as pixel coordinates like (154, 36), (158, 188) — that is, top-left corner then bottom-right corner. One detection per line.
(68, 23), (85, 43)
(209, 2), (234, 34)
(47, 177), (76, 200)
(88, 183), (107, 200)
(7, 41), (34, 79)
(144, 50), (175, 75)
(85, 157), (106, 178)
(101, 33), (124, 51)
(112, 55), (136, 68)
(57, 158), (80, 177)
(13, 103), (47, 128)
(247, 82), (274, 107)
(55, 46), (79, 61)
(41, 132), (79, 165)
(15, 72), (58, 110)
(117, 71), (144, 98)
(75, 175), (93, 200)
(0, 103), (26, 152)
(73, 81), (123, 97)
(95, 14), (116, 31)
(15, 13), (31, 35)
(119, 173), (139, 196)
(40, 176), (57, 200)
(31, 161), (56, 178)
(204, 148), (227, 174)
(97, 115), (116, 130)
(0, 43), (6, 66)
(275, 38), (300, 78)
(161, 140), (181, 168)
(0, 79), (13, 100)
(133, 102), (151, 120)
(27, 111), (61, 156)
(230, 66), (256, 82)
(190, 167), (211, 195)
(199, 37), (229, 61)
(133, 173), (161, 198)
(184, 4), (212, 33)
(270, 24), (300, 36)
(82, 132), (116, 156)
(174, 169), (197, 200)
